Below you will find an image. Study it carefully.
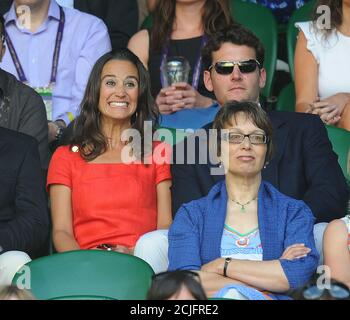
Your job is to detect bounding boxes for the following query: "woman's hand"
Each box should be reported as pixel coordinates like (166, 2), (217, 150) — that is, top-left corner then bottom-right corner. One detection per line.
(170, 83), (213, 111)
(280, 243), (311, 261)
(155, 83), (213, 114)
(309, 93), (350, 125)
(201, 258), (224, 275)
(93, 244), (134, 255)
(155, 86), (179, 114)
(113, 245), (134, 255)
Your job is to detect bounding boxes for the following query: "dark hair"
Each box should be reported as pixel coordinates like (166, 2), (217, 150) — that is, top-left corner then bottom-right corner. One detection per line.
(0, 15), (4, 35)
(202, 23), (265, 71)
(147, 271), (207, 300)
(70, 48), (158, 161)
(212, 100), (273, 162)
(150, 0), (234, 52)
(312, 0), (342, 37)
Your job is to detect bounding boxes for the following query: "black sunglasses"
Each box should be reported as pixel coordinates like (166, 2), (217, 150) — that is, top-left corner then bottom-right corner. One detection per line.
(209, 59), (261, 75)
(302, 281), (350, 300)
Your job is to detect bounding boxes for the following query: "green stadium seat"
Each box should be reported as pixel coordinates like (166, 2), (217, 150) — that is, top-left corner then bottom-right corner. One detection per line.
(325, 125), (350, 184)
(12, 250), (154, 300)
(276, 82), (296, 112)
(287, 0), (316, 80)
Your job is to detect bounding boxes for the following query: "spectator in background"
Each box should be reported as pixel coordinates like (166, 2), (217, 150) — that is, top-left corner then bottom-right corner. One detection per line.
(0, 128), (49, 285)
(0, 15), (48, 169)
(1, 0), (111, 144)
(1, 0), (138, 50)
(295, 0), (350, 131)
(47, 49), (172, 260)
(147, 270), (207, 300)
(128, 0), (234, 129)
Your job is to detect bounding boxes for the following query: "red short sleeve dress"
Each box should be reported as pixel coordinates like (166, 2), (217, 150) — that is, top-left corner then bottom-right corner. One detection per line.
(47, 141), (172, 249)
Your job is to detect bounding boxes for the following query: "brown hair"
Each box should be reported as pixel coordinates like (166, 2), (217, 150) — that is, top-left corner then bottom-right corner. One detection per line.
(212, 100), (273, 162)
(312, 0), (343, 37)
(0, 286), (35, 300)
(0, 15), (4, 35)
(70, 49), (158, 161)
(150, 0), (234, 52)
(202, 23), (265, 71)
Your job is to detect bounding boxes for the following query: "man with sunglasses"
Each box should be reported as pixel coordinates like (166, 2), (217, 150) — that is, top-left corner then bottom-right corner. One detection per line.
(132, 24), (348, 275)
(171, 24), (348, 225)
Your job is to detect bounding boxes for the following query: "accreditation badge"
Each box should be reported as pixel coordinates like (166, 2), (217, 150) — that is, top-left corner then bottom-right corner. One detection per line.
(35, 86), (54, 121)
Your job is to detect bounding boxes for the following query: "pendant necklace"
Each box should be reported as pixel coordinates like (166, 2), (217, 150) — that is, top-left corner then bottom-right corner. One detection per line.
(230, 197), (257, 213)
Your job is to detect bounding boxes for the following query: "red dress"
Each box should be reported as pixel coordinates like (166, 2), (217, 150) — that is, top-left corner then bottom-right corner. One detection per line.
(47, 142), (171, 249)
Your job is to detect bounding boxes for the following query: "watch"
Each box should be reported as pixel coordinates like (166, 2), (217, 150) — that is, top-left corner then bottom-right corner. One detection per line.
(54, 120), (66, 141)
(55, 126), (64, 141)
(223, 257), (232, 277)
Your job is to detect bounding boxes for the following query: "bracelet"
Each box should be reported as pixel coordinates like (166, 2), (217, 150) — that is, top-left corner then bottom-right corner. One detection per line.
(223, 257), (232, 277)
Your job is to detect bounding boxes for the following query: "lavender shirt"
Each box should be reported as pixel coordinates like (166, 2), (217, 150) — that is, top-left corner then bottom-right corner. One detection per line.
(1, 0), (111, 124)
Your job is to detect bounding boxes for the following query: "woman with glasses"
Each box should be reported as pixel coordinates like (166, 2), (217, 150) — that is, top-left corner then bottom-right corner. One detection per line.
(295, 0), (350, 131)
(168, 101), (319, 299)
(323, 215), (350, 289)
(128, 0), (233, 128)
(47, 49), (172, 256)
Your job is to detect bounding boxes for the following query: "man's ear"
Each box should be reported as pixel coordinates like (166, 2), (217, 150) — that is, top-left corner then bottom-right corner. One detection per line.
(203, 70), (214, 92)
(259, 67), (266, 89)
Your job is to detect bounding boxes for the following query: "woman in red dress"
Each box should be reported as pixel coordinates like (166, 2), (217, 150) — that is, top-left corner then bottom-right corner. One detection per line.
(47, 49), (172, 256)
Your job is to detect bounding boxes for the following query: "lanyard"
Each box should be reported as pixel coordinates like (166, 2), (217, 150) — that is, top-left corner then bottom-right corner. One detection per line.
(4, 6), (65, 85)
(160, 34), (207, 90)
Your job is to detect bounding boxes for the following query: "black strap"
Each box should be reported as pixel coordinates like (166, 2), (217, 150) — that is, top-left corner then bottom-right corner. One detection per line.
(223, 257), (232, 277)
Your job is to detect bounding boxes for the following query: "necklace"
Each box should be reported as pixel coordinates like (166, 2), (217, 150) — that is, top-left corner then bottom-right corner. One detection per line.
(230, 197), (257, 213)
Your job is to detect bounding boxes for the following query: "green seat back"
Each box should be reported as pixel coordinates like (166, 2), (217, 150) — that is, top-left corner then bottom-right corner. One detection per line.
(141, 14), (152, 30)
(12, 250), (154, 300)
(141, 0), (278, 98)
(276, 82), (296, 112)
(325, 125), (350, 183)
(48, 295), (117, 300)
(230, 0), (278, 99)
(287, 0), (316, 80)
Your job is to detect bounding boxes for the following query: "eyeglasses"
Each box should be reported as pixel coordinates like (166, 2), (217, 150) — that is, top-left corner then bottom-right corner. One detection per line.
(209, 59), (261, 75)
(303, 282), (350, 300)
(0, 35), (4, 45)
(222, 132), (268, 145)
